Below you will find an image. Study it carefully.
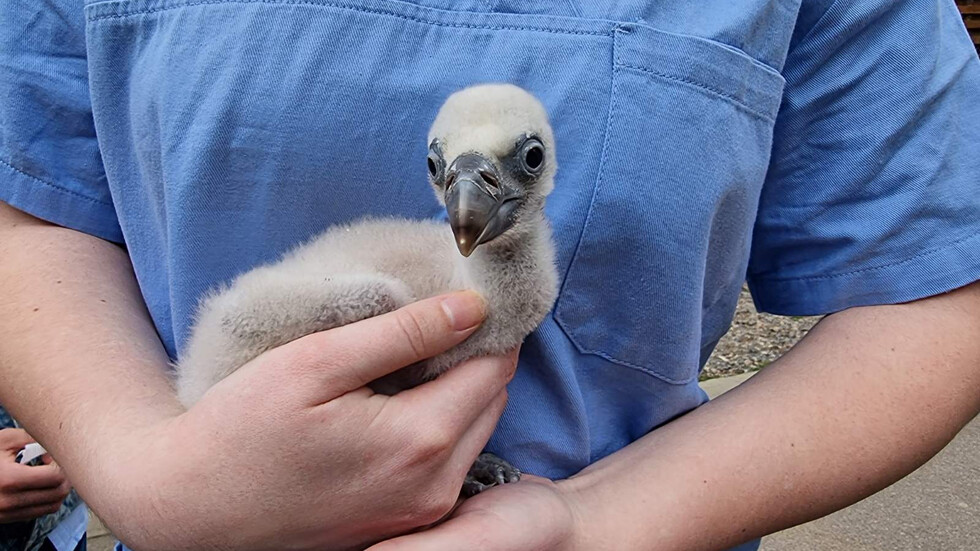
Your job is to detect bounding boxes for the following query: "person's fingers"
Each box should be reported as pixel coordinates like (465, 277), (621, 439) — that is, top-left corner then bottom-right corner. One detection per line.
(0, 481), (70, 510)
(445, 389), (509, 481)
(367, 476), (561, 551)
(0, 428), (33, 456)
(366, 509), (503, 551)
(0, 501), (64, 523)
(0, 463), (66, 491)
(397, 349), (518, 437)
(281, 291), (487, 399)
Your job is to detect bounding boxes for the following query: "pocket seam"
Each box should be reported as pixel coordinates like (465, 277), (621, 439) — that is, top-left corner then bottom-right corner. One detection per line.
(617, 63), (777, 123)
(86, 0), (610, 36)
(613, 24), (784, 122)
(553, 28), (698, 387)
(553, 26), (622, 375)
(576, 344), (699, 385)
(554, 24), (772, 387)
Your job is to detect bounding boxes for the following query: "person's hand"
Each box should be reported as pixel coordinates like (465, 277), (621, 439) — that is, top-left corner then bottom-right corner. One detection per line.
(0, 428), (71, 524)
(104, 291), (517, 551)
(368, 475), (583, 551)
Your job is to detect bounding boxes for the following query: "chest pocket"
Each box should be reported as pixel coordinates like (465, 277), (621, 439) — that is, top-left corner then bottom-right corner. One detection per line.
(554, 25), (784, 385)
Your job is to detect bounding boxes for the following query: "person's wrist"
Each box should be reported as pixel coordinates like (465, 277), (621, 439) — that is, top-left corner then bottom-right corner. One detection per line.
(87, 412), (198, 550)
(554, 476), (601, 551)
(558, 462), (698, 551)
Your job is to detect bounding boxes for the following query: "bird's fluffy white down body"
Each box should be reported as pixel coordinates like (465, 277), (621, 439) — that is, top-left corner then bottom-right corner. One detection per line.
(175, 84), (559, 406)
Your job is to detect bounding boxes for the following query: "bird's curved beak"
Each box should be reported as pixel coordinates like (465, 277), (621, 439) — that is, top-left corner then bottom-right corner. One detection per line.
(445, 153), (520, 257)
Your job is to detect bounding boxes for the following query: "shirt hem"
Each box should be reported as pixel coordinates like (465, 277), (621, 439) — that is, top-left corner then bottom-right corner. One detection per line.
(0, 160), (124, 244)
(747, 230), (980, 316)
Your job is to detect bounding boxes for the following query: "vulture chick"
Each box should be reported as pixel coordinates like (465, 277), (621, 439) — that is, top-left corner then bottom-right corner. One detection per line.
(174, 83), (559, 496)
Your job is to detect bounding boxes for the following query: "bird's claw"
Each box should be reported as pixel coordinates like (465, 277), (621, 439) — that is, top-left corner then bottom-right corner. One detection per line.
(462, 452), (521, 497)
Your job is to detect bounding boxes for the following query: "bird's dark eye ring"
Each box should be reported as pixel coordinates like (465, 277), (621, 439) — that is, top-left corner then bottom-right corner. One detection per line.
(427, 142), (445, 182)
(520, 138), (545, 174)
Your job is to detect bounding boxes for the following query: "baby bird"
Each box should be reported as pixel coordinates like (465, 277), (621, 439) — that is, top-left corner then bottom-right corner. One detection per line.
(174, 83), (559, 495)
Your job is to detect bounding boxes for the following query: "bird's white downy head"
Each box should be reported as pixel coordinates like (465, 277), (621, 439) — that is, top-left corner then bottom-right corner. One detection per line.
(427, 83), (557, 197)
(426, 84), (557, 256)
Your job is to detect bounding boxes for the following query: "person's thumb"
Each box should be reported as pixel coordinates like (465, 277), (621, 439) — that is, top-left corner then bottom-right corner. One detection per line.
(275, 290), (486, 399)
(0, 428), (34, 458)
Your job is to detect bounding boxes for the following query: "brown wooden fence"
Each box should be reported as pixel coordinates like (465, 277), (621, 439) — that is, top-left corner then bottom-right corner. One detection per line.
(959, 0), (980, 50)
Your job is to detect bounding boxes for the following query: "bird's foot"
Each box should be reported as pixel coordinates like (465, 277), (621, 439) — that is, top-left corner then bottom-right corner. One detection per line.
(462, 452), (521, 497)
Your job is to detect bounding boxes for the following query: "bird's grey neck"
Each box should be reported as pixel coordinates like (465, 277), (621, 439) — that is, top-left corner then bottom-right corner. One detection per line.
(469, 214), (546, 273)
(463, 207), (555, 319)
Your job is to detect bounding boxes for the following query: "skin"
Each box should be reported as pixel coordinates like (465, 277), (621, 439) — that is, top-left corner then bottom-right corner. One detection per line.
(0, 202), (517, 550)
(372, 280), (980, 550)
(0, 428), (71, 524)
(2, 197), (978, 549)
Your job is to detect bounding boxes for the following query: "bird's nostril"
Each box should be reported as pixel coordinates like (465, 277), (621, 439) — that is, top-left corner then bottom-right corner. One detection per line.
(480, 169), (499, 190)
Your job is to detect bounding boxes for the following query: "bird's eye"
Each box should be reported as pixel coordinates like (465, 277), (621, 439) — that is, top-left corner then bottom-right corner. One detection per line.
(427, 144), (445, 182)
(519, 138), (545, 174)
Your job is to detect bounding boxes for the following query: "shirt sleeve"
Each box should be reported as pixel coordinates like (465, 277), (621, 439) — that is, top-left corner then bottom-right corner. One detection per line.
(747, 0), (980, 315)
(0, 0), (122, 243)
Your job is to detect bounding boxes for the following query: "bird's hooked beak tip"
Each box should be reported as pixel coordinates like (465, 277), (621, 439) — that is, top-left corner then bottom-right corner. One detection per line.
(449, 201), (493, 257)
(455, 235), (476, 257)
(444, 152), (519, 258)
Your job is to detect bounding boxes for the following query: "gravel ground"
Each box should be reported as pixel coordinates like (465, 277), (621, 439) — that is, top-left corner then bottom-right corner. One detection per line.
(700, 287), (820, 381)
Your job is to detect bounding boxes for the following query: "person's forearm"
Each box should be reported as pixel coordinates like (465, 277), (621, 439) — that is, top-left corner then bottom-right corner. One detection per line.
(0, 203), (182, 523)
(563, 282), (980, 551)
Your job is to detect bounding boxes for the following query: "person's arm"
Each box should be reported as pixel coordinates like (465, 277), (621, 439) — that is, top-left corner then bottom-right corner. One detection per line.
(0, 202), (516, 550)
(566, 280), (980, 549)
(371, 281), (980, 550)
(0, 203), (184, 502)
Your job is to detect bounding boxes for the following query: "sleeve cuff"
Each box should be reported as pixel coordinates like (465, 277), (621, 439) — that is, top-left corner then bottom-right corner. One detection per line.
(1, 159), (123, 244)
(747, 230), (980, 316)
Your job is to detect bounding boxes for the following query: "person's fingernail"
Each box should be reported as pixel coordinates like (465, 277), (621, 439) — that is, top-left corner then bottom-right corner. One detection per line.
(441, 291), (486, 331)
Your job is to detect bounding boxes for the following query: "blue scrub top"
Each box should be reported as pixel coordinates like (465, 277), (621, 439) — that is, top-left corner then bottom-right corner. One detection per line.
(3, 1), (979, 549)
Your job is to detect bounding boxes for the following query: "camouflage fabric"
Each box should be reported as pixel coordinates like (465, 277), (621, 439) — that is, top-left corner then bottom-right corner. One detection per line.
(0, 406), (82, 551)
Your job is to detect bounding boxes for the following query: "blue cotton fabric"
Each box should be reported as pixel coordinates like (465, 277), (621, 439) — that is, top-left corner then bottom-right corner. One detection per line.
(42, 506), (88, 551)
(2, 1), (979, 550)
